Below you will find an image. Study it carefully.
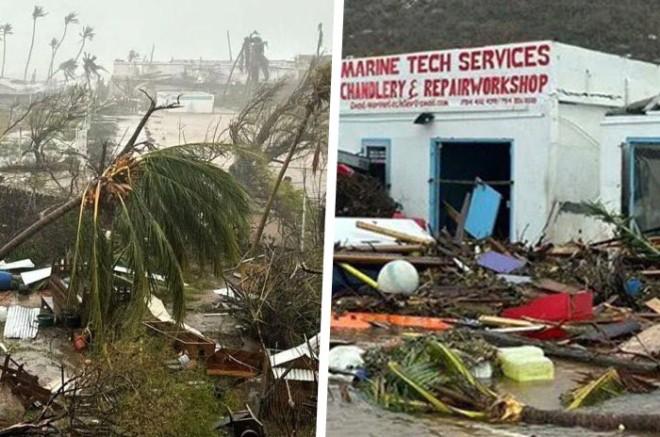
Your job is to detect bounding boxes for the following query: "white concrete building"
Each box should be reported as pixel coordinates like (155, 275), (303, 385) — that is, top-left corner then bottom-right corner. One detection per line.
(339, 41), (660, 244)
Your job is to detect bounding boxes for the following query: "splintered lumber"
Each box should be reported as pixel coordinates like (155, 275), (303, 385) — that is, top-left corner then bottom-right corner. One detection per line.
(479, 330), (660, 375)
(334, 252), (449, 267)
(356, 221), (434, 246)
(478, 315), (538, 327)
(339, 244), (426, 253)
(640, 269), (660, 277)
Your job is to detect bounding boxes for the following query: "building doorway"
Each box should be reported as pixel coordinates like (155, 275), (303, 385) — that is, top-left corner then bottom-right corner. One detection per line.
(433, 139), (513, 240)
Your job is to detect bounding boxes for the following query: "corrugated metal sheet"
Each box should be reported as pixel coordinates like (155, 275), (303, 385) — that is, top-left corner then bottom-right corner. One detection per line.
(271, 367), (317, 382)
(3, 306), (40, 339)
(269, 334), (319, 367)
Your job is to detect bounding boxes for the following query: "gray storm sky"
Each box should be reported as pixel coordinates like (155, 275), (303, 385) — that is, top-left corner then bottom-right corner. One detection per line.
(0, 0), (334, 80)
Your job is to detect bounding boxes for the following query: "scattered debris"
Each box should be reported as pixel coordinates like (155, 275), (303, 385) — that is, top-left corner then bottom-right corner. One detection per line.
(3, 306), (40, 339)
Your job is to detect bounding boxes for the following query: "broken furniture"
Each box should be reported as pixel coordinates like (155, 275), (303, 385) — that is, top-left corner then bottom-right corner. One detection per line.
(0, 354), (53, 409)
(206, 348), (264, 378)
(143, 320), (215, 359)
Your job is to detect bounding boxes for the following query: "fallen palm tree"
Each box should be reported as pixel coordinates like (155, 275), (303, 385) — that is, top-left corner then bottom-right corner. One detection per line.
(0, 91), (251, 342)
(363, 334), (660, 433)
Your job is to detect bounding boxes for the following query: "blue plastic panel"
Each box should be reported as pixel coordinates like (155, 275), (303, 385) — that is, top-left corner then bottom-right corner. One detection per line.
(464, 182), (502, 240)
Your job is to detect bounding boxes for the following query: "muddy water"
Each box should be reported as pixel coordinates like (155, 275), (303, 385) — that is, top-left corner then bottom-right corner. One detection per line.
(327, 330), (659, 437)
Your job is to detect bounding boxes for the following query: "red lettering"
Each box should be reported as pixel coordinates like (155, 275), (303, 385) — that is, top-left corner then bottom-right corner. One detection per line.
(458, 52), (471, 71)
(537, 43), (551, 66)
(511, 47), (524, 68)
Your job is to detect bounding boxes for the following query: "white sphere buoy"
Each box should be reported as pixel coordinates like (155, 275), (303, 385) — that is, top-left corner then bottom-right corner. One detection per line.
(377, 260), (419, 295)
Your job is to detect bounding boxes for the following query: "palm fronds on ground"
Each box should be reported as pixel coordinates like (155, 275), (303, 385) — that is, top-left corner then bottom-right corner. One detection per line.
(562, 368), (656, 410)
(363, 334), (519, 421)
(362, 332), (660, 432)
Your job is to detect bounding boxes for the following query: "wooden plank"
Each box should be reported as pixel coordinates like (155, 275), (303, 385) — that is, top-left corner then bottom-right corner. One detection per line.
(455, 192), (471, 242)
(356, 221), (434, 246)
(338, 244), (426, 253)
(533, 278), (581, 294)
(644, 298), (660, 314)
(333, 252), (449, 267)
(641, 269), (660, 277)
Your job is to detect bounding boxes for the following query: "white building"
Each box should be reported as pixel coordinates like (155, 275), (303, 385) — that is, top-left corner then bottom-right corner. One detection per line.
(600, 99), (660, 237)
(339, 41), (660, 244)
(156, 91), (215, 113)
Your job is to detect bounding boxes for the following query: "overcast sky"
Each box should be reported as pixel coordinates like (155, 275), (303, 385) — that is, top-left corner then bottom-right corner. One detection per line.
(0, 0), (334, 80)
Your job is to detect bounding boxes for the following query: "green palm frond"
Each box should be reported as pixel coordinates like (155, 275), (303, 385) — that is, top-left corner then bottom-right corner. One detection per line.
(69, 143), (250, 341)
(563, 368), (625, 410)
(388, 361), (486, 419)
(583, 201), (660, 258)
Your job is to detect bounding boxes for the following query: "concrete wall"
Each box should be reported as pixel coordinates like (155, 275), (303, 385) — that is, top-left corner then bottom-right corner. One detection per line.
(554, 43), (660, 107)
(339, 104), (553, 243)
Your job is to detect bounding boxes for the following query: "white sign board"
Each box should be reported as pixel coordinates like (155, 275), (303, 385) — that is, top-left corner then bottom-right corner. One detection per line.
(340, 41), (554, 114)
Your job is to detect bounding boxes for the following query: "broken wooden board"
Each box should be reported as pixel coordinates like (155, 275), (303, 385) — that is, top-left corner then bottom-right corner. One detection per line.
(620, 324), (660, 357)
(356, 221), (435, 246)
(334, 252), (450, 267)
(533, 278), (581, 295)
(645, 298), (660, 314)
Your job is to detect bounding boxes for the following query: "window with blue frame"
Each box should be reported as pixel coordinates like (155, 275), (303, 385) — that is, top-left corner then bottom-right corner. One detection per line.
(361, 138), (391, 190)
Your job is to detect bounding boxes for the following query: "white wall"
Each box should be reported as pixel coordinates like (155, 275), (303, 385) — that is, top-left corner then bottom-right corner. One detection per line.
(339, 104), (553, 243)
(545, 103), (610, 243)
(554, 43), (660, 107)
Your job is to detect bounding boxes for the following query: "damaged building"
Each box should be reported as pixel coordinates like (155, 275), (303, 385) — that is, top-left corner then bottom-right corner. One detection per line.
(339, 40), (660, 244)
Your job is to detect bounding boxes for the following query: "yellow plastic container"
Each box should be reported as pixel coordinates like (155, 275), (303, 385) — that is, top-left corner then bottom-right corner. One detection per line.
(498, 346), (554, 382)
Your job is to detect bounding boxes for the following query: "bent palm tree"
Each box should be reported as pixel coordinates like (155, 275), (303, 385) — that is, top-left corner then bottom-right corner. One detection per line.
(0, 92), (251, 342)
(68, 144), (250, 340)
(82, 52), (104, 90)
(47, 37), (58, 79)
(48, 58), (77, 81)
(75, 25), (95, 62)
(1, 23), (13, 78)
(24, 5), (47, 81)
(48, 12), (78, 79)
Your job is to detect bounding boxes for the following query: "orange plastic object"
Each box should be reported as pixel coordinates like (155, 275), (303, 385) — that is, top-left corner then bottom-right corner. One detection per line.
(331, 311), (451, 331)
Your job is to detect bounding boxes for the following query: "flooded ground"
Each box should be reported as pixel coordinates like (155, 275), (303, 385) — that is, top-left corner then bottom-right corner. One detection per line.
(327, 329), (660, 437)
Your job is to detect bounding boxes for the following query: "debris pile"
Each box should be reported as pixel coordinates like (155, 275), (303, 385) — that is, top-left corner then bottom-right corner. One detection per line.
(331, 183), (660, 432)
(335, 171), (399, 218)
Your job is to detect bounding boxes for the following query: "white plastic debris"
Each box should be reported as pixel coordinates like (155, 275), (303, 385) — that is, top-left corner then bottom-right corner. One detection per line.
(0, 259), (36, 270)
(328, 345), (365, 382)
(20, 267), (52, 285)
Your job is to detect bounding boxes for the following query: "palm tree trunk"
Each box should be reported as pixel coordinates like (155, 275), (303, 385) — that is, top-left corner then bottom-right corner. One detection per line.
(522, 406), (660, 433)
(0, 195), (82, 260)
(249, 104), (314, 254)
(49, 25), (68, 79)
(47, 49), (56, 81)
(23, 19), (36, 81)
(1, 37), (6, 78)
(75, 40), (85, 62)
